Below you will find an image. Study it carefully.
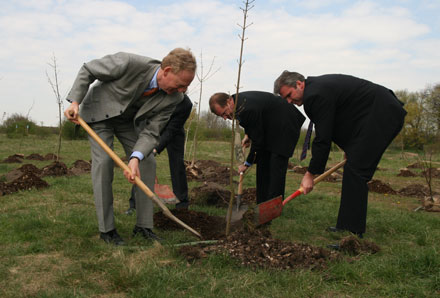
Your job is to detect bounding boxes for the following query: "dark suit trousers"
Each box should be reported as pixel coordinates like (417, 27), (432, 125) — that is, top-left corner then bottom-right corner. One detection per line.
(166, 133), (188, 203)
(256, 150), (289, 204)
(336, 91), (405, 234)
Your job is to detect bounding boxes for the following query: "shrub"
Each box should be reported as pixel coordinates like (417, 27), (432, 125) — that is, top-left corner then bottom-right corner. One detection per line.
(61, 120), (88, 140)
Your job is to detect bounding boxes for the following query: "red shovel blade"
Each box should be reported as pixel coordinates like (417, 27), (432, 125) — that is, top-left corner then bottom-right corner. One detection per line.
(255, 196), (283, 226)
(154, 183), (178, 204)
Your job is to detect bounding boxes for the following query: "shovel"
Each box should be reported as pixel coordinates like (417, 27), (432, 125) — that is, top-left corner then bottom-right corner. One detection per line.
(77, 116), (202, 239)
(227, 172), (248, 223)
(154, 177), (179, 204)
(255, 159), (347, 226)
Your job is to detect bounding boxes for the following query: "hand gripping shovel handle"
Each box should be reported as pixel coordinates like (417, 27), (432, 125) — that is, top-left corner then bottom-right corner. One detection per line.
(77, 116), (202, 239)
(282, 159), (347, 206)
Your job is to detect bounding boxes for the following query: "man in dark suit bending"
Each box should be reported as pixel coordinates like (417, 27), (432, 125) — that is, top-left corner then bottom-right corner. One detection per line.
(274, 71), (406, 238)
(209, 91), (305, 206)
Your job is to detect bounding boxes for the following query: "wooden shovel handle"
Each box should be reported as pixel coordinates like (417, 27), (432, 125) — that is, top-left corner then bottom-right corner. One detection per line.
(77, 116), (202, 239)
(283, 159), (347, 206)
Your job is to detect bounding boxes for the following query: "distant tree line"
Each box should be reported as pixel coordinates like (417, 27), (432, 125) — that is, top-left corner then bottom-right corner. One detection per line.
(1, 83), (439, 151)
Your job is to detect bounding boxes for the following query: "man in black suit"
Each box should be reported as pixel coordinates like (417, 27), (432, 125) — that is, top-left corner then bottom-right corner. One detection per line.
(274, 71), (407, 237)
(209, 91), (305, 205)
(127, 94), (193, 214)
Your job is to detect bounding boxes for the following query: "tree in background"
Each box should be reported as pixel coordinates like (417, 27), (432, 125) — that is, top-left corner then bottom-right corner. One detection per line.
(46, 53), (64, 160)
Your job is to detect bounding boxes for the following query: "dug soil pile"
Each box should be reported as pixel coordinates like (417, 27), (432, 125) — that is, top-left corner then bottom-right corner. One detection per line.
(0, 172), (48, 196)
(185, 160), (235, 185)
(189, 182), (257, 207)
(398, 184), (434, 198)
(368, 179), (397, 195)
(156, 209), (379, 271)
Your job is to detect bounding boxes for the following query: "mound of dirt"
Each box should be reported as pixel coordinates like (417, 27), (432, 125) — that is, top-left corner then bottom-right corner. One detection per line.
(0, 172), (49, 196)
(189, 182), (257, 207)
(185, 160), (235, 185)
(398, 184), (433, 198)
(2, 155), (23, 163)
(397, 168), (416, 177)
(407, 162), (423, 169)
(292, 166), (308, 174)
(339, 235), (381, 255)
(154, 209), (227, 240)
(179, 229), (341, 271)
(420, 168), (440, 178)
(41, 161), (69, 177)
(25, 153), (45, 161)
(69, 160), (91, 175)
(368, 179), (397, 195)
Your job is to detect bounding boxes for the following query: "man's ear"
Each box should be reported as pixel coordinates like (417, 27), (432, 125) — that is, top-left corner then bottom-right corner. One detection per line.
(162, 66), (172, 76)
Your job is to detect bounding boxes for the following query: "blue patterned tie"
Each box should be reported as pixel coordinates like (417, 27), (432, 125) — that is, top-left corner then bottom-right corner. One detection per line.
(300, 121), (313, 161)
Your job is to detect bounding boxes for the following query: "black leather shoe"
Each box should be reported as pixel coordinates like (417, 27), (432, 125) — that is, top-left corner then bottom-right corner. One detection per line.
(133, 226), (162, 242)
(100, 229), (125, 246)
(125, 207), (136, 216)
(175, 201), (189, 210)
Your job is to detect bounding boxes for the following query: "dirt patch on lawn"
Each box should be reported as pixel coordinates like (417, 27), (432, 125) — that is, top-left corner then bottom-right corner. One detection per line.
(397, 168), (417, 177)
(398, 184), (434, 198)
(368, 179), (397, 195)
(178, 229), (342, 271)
(154, 209), (228, 240)
(185, 160), (236, 185)
(40, 161), (69, 177)
(339, 235), (381, 255)
(189, 182), (257, 207)
(0, 172), (49, 196)
(69, 160), (91, 175)
(2, 154), (23, 163)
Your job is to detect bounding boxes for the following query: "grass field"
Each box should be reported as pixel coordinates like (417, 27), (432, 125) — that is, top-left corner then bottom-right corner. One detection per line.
(0, 134), (439, 297)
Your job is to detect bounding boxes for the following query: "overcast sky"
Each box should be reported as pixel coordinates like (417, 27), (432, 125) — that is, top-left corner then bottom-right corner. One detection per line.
(1, 0), (439, 126)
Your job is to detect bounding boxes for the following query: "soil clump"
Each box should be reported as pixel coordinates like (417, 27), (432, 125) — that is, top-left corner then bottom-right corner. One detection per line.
(2, 154), (23, 163)
(398, 184), (434, 198)
(339, 235), (381, 255)
(41, 161), (69, 177)
(185, 160), (235, 185)
(368, 179), (397, 195)
(397, 168), (416, 177)
(0, 172), (49, 196)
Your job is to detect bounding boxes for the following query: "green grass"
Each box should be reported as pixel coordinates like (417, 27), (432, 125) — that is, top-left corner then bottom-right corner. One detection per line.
(0, 134), (439, 297)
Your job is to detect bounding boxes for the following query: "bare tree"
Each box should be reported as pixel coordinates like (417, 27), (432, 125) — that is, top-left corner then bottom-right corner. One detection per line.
(46, 53), (63, 161)
(226, 0), (254, 235)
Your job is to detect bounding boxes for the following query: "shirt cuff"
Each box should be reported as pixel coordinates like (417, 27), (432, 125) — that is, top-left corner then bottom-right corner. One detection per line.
(244, 161), (252, 167)
(130, 151), (144, 161)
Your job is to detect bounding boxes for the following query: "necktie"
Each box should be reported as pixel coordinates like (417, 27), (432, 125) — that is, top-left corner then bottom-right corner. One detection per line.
(300, 121), (313, 161)
(143, 87), (159, 97)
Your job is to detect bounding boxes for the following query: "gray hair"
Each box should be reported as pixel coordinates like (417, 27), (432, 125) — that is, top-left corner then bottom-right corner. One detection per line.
(273, 70), (305, 94)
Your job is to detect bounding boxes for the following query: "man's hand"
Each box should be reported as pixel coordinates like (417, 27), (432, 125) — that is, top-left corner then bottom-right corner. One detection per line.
(300, 171), (315, 194)
(238, 164), (248, 174)
(124, 157), (141, 184)
(241, 134), (251, 148)
(64, 102), (80, 124)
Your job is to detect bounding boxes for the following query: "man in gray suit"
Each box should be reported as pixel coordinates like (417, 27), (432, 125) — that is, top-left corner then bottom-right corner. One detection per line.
(64, 48), (196, 245)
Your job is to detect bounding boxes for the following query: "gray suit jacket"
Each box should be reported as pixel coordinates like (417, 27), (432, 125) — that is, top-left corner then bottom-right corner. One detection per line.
(67, 52), (184, 156)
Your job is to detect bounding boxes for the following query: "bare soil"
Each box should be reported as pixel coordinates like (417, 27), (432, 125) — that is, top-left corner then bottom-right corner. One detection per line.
(398, 184), (434, 198)
(189, 182), (257, 207)
(185, 160), (235, 185)
(368, 179), (398, 195)
(397, 168), (417, 177)
(0, 172), (49, 196)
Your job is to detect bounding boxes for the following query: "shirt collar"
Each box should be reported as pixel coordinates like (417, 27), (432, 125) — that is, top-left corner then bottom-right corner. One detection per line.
(148, 67), (160, 89)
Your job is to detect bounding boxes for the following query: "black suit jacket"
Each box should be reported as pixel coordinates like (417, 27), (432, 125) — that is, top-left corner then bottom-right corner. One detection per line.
(303, 74), (407, 174)
(234, 91), (305, 164)
(156, 95), (193, 154)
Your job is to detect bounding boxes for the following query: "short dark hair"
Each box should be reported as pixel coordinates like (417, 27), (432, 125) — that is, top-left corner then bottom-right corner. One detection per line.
(209, 92), (230, 113)
(273, 70), (305, 94)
